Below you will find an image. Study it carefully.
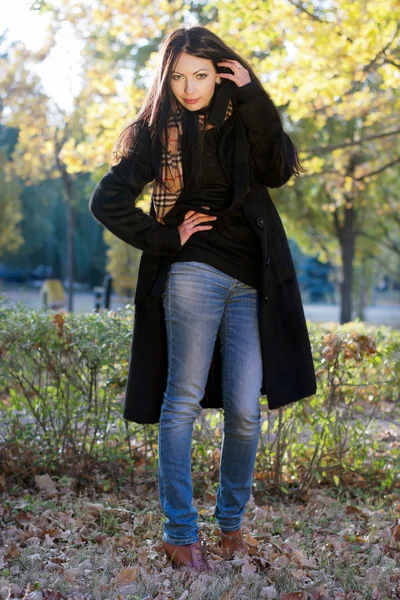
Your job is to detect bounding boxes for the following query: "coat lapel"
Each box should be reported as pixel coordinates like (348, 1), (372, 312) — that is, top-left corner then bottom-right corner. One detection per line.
(160, 112), (251, 225)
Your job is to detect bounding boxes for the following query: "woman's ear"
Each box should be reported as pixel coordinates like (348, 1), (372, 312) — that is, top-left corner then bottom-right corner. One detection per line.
(208, 79), (236, 127)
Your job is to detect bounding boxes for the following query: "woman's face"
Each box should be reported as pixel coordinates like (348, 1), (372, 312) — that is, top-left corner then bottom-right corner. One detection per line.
(169, 52), (218, 112)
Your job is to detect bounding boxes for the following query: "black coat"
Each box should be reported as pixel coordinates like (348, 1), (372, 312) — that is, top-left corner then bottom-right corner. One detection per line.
(89, 81), (317, 424)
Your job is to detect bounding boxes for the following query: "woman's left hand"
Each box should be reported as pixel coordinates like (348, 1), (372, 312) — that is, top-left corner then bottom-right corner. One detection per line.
(217, 59), (251, 87)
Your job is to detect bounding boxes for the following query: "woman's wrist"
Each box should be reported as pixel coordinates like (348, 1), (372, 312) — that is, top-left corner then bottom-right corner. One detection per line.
(234, 81), (266, 104)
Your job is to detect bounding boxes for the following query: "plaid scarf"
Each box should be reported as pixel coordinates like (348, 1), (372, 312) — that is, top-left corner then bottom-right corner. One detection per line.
(152, 98), (234, 224)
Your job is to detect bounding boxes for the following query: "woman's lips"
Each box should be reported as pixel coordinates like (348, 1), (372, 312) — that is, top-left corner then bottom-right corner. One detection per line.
(184, 98), (199, 104)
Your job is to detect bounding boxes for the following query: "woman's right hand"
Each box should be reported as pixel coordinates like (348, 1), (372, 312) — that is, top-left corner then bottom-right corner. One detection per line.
(178, 206), (217, 246)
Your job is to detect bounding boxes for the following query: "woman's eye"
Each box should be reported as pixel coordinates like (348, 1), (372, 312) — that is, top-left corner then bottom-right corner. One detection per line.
(172, 74), (207, 80)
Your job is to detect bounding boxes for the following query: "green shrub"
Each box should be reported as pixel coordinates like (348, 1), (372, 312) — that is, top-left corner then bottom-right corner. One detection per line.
(253, 320), (400, 501)
(0, 298), (399, 496)
(0, 300), (137, 489)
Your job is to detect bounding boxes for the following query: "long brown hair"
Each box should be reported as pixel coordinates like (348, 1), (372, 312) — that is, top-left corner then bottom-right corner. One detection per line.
(112, 26), (305, 192)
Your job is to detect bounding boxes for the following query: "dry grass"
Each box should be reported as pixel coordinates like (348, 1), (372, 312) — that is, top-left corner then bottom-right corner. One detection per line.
(1, 477), (400, 600)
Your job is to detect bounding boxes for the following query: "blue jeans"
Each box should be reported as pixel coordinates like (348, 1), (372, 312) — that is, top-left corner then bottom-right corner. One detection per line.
(158, 261), (263, 546)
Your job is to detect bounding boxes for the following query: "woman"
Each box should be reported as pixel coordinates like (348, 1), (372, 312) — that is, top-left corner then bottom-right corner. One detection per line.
(89, 26), (317, 572)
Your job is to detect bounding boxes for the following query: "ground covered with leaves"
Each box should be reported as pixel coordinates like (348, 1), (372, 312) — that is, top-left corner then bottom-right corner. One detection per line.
(1, 476), (400, 600)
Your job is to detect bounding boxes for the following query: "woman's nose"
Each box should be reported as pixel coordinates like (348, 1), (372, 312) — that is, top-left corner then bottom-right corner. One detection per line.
(185, 82), (196, 94)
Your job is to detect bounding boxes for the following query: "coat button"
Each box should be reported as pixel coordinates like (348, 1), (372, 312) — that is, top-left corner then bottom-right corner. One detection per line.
(256, 216), (264, 228)
(264, 295), (268, 302)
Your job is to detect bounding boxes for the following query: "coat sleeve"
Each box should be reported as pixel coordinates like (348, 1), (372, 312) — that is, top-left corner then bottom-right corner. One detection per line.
(89, 124), (182, 256)
(234, 81), (296, 189)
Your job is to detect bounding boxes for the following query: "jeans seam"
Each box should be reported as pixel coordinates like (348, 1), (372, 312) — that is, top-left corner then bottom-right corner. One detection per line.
(217, 301), (229, 528)
(160, 270), (200, 546)
(176, 261), (233, 279)
(223, 300), (229, 420)
(163, 533), (199, 545)
(220, 525), (242, 532)
(159, 277), (173, 534)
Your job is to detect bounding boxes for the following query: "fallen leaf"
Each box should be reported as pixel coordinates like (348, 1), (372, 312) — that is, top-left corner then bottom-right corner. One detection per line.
(259, 585), (278, 599)
(83, 502), (105, 516)
(5, 541), (20, 560)
(42, 590), (65, 600)
(245, 532), (259, 548)
(392, 524), (400, 543)
(241, 558), (257, 575)
(35, 474), (58, 494)
(63, 568), (77, 584)
(113, 565), (139, 585)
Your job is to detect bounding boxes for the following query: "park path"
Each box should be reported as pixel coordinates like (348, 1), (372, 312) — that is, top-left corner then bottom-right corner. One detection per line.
(1, 287), (399, 329)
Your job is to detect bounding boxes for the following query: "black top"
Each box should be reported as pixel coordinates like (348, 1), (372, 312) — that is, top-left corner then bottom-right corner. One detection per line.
(167, 117), (261, 289)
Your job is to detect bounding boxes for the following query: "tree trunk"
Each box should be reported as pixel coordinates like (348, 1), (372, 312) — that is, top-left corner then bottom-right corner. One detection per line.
(356, 262), (367, 321)
(67, 197), (75, 312)
(339, 204), (356, 324)
(56, 149), (75, 313)
(54, 130), (76, 313)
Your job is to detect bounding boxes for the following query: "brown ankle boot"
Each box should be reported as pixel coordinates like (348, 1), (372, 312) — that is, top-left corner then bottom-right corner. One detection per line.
(218, 528), (248, 558)
(162, 540), (210, 571)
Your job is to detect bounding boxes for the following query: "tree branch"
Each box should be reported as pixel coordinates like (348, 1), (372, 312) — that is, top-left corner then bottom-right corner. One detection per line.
(359, 229), (400, 256)
(304, 130), (400, 156)
(354, 157), (400, 180)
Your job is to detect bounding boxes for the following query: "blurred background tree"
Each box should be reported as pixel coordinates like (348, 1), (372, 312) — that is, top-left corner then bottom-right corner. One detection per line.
(1, 0), (399, 321)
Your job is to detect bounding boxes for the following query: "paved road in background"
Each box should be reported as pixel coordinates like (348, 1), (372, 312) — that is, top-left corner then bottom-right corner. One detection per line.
(1, 288), (399, 329)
